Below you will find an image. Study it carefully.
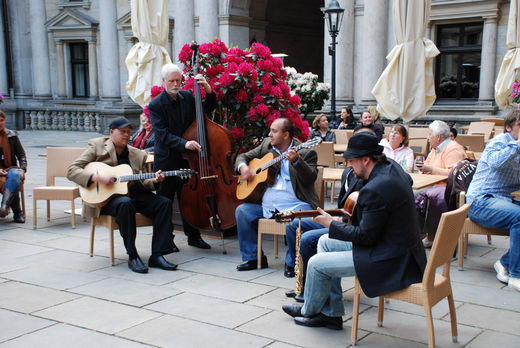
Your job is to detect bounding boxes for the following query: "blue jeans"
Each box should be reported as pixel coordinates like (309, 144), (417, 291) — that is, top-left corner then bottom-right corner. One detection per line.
(469, 195), (520, 278)
(285, 217), (325, 267)
(236, 203), (264, 261)
(301, 235), (355, 318)
(4, 168), (22, 192)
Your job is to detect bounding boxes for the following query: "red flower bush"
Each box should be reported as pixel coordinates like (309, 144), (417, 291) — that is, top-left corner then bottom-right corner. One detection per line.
(179, 39), (309, 153)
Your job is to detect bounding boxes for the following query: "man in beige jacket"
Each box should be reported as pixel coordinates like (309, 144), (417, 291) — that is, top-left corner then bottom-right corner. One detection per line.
(67, 117), (177, 273)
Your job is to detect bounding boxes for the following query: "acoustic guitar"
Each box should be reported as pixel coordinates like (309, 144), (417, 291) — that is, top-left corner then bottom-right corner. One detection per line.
(274, 191), (359, 223)
(79, 162), (196, 207)
(236, 137), (322, 202)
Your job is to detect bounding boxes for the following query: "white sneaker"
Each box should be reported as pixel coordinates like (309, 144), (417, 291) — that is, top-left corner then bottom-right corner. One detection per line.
(494, 260), (509, 284)
(422, 237), (433, 248)
(508, 277), (520, 292)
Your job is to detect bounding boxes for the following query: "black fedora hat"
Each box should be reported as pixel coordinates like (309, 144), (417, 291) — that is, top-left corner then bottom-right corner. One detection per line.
(343, 132), (383, 159)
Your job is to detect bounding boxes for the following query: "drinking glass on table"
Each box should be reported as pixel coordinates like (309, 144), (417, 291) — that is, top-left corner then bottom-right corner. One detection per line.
(415, 156), (425, 172)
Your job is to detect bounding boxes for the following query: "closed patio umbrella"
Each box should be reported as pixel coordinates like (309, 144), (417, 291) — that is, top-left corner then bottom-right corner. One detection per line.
(125, 0), (171, 107)
(372, 0), (439, 122)
(495, 0), (520, 110)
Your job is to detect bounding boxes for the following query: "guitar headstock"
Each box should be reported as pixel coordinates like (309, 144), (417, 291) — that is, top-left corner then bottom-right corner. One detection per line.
(304, 137), (322, 149)
(179, 169), (197, 179)
(274, 210), (295, 223)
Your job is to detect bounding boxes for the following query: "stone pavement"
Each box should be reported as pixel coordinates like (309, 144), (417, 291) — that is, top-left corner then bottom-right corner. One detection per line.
(1, 130), (519, 348)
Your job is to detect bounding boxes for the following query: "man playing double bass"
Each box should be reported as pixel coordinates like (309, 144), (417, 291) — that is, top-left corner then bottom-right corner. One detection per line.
(234, 117), (320, 272)
(149, 63), (215, 250)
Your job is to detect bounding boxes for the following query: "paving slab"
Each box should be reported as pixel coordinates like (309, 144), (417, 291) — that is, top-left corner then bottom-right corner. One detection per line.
(0, 281), (79, 313)
(465, 330), (520, 348)
(145, 292), (270, 328)
(69, 277), (181, 307)
(456, 303), (520, 335)
(451, 281), (520, 311)
(118, 314), (273, 348)
(33, 297), (162, 334)
(166, 273), (275, 302)
(180, 257), (278, 281)
(354, 332), (428, 347)
(0, 227), (64, 244)
(0, 308), (55, 343)
(0, 323), (153, 348)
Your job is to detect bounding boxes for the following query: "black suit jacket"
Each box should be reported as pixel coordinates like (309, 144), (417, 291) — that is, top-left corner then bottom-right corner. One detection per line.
(329, 159), (426, 298)
(149, 89), (216, 171)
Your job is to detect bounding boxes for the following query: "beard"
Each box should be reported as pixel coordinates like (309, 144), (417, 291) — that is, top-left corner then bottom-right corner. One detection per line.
(168, 86), (181, 94)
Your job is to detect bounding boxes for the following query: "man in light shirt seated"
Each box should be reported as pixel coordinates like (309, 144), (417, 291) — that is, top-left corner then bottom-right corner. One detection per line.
(234, 118), (319, 272)
(466, 110), (520, 292)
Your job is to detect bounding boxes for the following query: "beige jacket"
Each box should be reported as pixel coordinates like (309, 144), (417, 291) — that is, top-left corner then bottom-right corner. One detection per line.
(66, 137), (155, 218)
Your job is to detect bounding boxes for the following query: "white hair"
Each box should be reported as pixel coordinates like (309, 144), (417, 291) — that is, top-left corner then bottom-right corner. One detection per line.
(429, 120), (450, 139)
(161, 63), (182, 79)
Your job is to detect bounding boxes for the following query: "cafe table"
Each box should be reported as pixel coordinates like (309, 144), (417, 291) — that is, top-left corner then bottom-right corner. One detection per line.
(410, 173), (448, 190)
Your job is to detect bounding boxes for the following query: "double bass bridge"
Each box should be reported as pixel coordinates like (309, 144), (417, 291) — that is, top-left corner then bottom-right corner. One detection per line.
(200, 174), (218, 180)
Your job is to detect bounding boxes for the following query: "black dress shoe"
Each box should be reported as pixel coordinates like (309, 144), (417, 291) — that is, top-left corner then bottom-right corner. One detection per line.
(282, 304), (303, 318)
(128, 256), (148, 273)
(188, 236), (211, 249)
(284, 264), (295, 278)
(295, 294), (305, 303)
(285, 289), (296, 298)
(149, 255), (178, 271)
(294, 313), (343, 330)
(236, 255), (268, 271)
(172, 240), (179, 253)
(13, 214), (25, 223)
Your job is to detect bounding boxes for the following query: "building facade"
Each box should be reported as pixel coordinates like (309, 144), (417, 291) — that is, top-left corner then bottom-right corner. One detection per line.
(0, 0), (513, 131)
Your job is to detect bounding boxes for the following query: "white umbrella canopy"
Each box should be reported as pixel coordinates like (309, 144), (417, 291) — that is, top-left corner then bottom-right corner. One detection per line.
(372, 0), (440, 122)
(125, 0), (172, 107)
(495, 0), (520, 110)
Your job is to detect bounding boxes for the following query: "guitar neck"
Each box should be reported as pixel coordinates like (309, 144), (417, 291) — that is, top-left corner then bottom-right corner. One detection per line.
(260, 143), (306, 171)
(118, 170), (183, 183)
(285, 209), (349, 220)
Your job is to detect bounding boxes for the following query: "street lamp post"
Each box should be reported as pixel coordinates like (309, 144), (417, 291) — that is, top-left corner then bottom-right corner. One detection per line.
(321, 0), (344, 128)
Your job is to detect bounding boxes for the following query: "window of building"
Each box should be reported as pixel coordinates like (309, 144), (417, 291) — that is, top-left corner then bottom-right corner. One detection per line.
(70, 43), (89, 98)
(435, 22), (482, 100)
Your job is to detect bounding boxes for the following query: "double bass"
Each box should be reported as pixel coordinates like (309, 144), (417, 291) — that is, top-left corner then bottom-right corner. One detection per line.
(181, 42), (241, 249)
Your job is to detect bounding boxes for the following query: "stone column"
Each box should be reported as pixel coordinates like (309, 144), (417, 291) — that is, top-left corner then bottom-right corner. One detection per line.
(173, 0), (195, 64)
(196, 0), (219, 43)
(361, 0), (388, 103)
(87, 40), (98, 98)
(29, 0), (51, 98)
(55, 40), (67, 97)
(99, 0), (120, 98)
(479, 16), (498, 102)
(7, 0), (32, 96)
(335, 0), (355, 104)
(0, 3), (8, 95)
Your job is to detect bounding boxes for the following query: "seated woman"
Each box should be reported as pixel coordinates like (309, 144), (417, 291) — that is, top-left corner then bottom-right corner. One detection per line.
(380, 125), (414, 173)
(309, 113), (336, 143)
(354, 110), (383, 141)
(368, 105), (385, 136)
(337, 107), (356, 130)
(0, 110), (26, 223)
(129, 111), (155, 152)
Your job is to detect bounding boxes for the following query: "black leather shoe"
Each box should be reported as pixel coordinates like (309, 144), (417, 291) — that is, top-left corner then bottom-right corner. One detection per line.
(128, 256), (148, 273)
(149, 255), (178, 270)
(294, 313), (343, 330)
(236, 255), (268, 271)
(13, 214), (25, 223)
(284, 264), (295, 278)
(285, 289), (296, 298)
(295, 294), (305, 303)
(188, 236), (211, 249)
(282, 304), (303, 318)
(172, 240), (179, 252)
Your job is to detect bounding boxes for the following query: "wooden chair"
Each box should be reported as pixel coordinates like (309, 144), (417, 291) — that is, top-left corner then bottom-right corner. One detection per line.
(456, 134), (485, 152)
(32, 147), (86, 229)
(467, 122), (495, 142)
(315, 141), (335, 168)
(409, 138), (429, 159)
(333, 129), (349, 144)
(480, 118), (504, 127)
(90, 213), (153, 265)
(256, 167), (324, 269)
(456, 192), (509, 270)
(408, 127), (430, 139)
(351, 204), (470, 348)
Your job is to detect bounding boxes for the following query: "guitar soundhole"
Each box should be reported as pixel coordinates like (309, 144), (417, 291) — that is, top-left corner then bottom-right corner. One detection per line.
(255, 168), (261, 175)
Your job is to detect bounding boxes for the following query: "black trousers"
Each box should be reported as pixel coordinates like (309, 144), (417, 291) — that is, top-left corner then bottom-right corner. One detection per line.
(100, 191), (174, 256)
(158, 176), (200, 240)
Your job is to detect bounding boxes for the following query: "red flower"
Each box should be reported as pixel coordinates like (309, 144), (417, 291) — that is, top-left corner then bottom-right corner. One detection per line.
(252, 95), (264, 105)
(143, 105), (150, 117)
(289, 94), (301, 107)
(248, 107), (259, 121)
(218, 73), (234, 88)
(251, 43), (271, 59)
(235, 90), (248, 103)
(230, 127), (245, 140)
(179, 44), (193, 63)
(256, 103), (269, 117)
(151, 85), (164, 99)
(237, 62), (254, 76)
(269, 86), (283, 99)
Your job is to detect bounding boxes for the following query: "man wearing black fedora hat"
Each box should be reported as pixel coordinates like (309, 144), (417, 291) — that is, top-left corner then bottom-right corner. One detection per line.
(282, 132), (426, 330)
(67, 116), (178, 274)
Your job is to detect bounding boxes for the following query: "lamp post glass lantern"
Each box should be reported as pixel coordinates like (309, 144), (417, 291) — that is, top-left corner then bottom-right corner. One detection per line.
(321, 0), (344, 128)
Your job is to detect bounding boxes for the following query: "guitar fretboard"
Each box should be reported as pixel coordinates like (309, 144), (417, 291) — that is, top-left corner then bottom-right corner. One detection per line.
(119, 170), (193, 183)
(260, 140), (318, 171)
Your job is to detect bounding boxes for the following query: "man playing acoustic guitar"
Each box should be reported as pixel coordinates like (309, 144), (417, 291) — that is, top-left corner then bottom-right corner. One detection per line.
(234, 117), (320, 272)
(67, 117), (177, 274)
